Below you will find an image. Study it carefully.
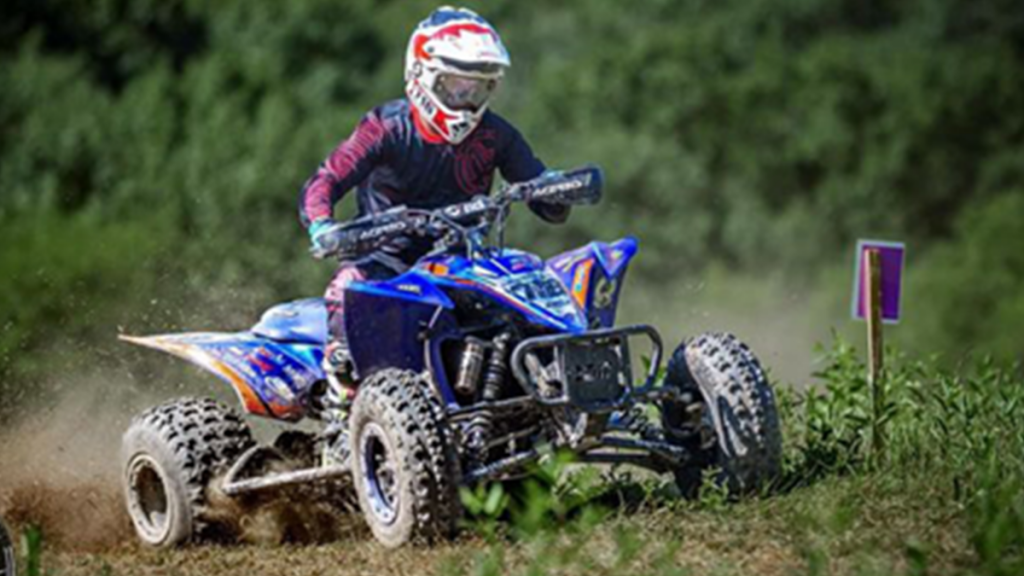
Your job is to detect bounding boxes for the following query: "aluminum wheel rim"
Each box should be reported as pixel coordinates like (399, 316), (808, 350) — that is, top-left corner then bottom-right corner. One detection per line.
(126, 454), (172, 543)
(360, 422), (399, 525)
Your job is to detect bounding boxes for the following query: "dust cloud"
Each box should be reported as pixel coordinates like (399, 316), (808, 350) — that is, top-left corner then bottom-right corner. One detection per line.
(0, 374), (146, 551)
(620, 271), (849, 389)
(0, 366), (356, 552)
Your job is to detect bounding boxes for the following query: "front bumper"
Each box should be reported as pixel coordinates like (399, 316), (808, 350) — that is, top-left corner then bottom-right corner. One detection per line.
(509, 324), (665, 413)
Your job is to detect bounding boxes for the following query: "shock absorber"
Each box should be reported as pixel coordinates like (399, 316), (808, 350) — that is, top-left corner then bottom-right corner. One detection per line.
(481, 332), (513, 402)
(466, 331), (514, 468)
(454, 338), (487, 397)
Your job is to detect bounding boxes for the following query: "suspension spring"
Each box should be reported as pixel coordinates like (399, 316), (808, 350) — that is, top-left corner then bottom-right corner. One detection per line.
(466, 331), (514, 467)
(482, 332), (513, 402)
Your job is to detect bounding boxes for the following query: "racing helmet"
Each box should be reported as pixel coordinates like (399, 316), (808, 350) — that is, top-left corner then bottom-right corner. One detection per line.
(405, 7), (510, 145)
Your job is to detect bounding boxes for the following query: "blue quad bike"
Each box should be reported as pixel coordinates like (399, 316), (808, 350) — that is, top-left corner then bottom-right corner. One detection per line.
(120, 166), (782, 548)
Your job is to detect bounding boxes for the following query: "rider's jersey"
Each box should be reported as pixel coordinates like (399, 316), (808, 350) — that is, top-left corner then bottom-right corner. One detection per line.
(300, 98), (563, 268)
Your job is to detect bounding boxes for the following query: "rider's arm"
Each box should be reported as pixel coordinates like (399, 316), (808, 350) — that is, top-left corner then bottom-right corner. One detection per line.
(495, 119), (571, 224)
(299, 111), (389, 229)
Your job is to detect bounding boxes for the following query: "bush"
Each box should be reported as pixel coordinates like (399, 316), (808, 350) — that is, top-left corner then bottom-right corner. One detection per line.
(782, 339), (1024, 573)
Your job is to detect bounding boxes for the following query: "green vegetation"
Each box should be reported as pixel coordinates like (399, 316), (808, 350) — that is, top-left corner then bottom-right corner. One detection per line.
(2, 0), (1023, 402)
(22, 524), (42, 576)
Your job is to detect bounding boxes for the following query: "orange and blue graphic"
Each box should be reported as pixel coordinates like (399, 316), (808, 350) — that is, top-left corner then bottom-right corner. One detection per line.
(120, 303), (325, 422)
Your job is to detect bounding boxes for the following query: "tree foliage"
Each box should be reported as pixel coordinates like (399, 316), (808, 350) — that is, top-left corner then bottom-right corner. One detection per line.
(1, 0), (1022, 383)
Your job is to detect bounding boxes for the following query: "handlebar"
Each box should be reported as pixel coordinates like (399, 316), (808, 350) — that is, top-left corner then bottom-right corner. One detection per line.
(314, 164), (603, 260)
(504, 164), (604, 206)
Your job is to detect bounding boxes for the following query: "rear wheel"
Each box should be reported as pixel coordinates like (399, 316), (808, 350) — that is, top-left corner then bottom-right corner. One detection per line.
(121, 397), (254, 547)
(661, 333), (782, 496)
(350, 369), (461, 547)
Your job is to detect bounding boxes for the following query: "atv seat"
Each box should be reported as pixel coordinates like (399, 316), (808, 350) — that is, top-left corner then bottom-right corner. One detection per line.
(251, 298), (328, 344)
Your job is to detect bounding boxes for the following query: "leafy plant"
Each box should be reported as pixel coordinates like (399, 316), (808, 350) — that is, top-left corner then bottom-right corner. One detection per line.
(779, 337), (1024, 573)
(22, 524), (41, 576)
(459, 482), (510, 541)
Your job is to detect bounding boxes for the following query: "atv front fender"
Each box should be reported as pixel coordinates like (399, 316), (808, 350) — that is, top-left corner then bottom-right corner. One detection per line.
(547, 236), (638, 328)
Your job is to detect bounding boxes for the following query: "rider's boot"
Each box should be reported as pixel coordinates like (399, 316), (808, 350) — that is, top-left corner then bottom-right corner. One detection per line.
(321, 340), (357, 468)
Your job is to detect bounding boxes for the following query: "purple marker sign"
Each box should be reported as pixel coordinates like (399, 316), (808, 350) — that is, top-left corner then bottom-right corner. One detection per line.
(852, 240), (905, 324)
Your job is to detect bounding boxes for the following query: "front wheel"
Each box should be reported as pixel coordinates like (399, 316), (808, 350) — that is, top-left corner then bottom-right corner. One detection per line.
(350, 369), (461, 547)
(661, 333), (782, 496)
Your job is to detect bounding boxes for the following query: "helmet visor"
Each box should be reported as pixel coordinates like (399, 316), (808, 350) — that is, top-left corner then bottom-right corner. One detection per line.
(434, 73), (498, 111)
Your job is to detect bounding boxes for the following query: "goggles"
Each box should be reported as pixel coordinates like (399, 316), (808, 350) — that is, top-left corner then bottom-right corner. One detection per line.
(434, 73), (499, 111)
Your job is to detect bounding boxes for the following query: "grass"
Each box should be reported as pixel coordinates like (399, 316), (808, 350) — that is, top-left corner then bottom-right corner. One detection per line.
(14, 338), (1024, 575)
(39, 472), (970, 576)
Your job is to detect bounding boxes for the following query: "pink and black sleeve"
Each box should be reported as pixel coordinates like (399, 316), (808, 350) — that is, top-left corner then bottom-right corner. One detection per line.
(299, 112), (389, 228)
(496, 120), (570, 224)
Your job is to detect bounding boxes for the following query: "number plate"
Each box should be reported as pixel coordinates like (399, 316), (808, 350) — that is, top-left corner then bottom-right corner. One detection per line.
(562, 336), (631, 410)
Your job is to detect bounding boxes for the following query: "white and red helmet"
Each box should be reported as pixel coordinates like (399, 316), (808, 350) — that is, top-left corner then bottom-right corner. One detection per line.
(405, 7), (510, 144)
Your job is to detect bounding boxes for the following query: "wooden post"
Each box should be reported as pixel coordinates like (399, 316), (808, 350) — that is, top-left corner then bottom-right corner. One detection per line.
(864, 248), (885, 458)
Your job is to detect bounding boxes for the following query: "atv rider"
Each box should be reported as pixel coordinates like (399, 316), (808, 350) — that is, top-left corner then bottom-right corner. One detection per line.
(298, 7), (571, 459)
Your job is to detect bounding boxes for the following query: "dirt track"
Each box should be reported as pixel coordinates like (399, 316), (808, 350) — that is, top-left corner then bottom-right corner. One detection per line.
(0, 370), (971, 575)
(0, 385), (807, 576)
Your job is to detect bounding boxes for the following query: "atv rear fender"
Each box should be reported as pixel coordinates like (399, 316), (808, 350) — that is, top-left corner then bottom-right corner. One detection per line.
(120, 332), (323, 421)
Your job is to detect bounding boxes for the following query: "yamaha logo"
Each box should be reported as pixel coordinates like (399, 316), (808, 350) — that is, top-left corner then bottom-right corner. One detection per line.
(0, 517), (14, 576)
(442, 196), (489, 218)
